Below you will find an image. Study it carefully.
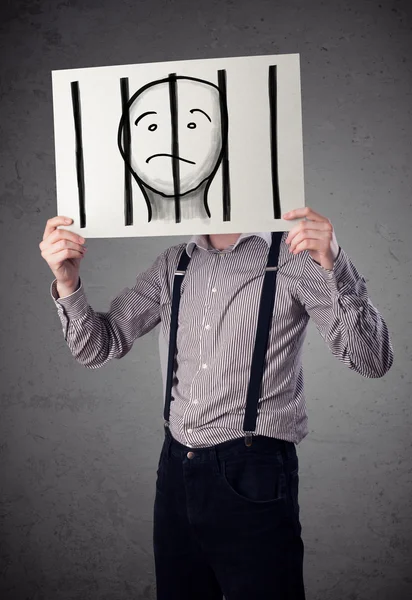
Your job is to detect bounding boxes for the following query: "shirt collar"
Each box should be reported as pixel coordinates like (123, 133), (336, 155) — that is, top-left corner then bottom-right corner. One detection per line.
(186, 232), (272, 257)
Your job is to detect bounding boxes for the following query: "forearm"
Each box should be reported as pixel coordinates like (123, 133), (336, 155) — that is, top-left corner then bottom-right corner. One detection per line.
(315, 295), (393, 377)
(298, 249), (394, 378)
(62, 306), (123, 369)
(52, 279), (133, 368)
(50, 260), (162, 368)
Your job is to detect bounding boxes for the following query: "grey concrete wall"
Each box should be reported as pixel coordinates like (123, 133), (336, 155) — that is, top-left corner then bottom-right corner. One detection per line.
(0, 0), (410, 598)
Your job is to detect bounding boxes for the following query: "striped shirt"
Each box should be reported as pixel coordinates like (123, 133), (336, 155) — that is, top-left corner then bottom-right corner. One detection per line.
(50, 232), (393, 448)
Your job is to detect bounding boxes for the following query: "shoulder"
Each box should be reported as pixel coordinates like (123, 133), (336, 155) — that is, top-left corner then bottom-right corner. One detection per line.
(162, 242), (187, 267)
(155, 242), (187, 288)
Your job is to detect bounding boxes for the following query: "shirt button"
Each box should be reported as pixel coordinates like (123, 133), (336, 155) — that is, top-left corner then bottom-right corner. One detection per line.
(338, 282), (344, 289)
(202, 364), (208, 369)
(212, 288), (217, 293)
(187, 451), (195, 459)
(193, 399), (199, 405)
(188, 428), (193, 434)
(205, 324), (211, 330)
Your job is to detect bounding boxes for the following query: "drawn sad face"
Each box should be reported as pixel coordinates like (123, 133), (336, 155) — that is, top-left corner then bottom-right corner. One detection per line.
(128, 78), (222, 196)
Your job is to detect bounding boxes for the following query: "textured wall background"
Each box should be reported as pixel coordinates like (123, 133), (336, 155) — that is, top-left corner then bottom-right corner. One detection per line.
(0, 0), (411, 598)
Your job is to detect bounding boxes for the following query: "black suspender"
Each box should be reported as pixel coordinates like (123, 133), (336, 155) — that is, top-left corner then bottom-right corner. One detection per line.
(163, 232), (284, 436)
(243, 231), (283, 432)
(163, 248), (191, 422)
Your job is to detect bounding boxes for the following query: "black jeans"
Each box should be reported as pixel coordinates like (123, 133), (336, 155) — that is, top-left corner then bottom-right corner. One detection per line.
(153, 426), (306, 600)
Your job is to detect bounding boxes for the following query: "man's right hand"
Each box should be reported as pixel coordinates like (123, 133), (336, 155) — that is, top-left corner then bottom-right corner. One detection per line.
(39, 216), (87, 298)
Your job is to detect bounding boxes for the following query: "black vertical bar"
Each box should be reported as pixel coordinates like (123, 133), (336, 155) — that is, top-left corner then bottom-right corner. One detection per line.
(218, 69), (231, 222)
(70, 81), (86, 228)
(168, 73), (181, 223)
(268, 66), (281, 219)
(120, 77), (133, 226)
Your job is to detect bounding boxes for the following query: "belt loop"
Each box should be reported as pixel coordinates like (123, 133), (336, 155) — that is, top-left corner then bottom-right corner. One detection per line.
(244, 434), (253, 447)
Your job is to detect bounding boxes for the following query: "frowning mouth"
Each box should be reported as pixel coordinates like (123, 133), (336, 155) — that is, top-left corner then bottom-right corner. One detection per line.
(146, 153), (196, 165)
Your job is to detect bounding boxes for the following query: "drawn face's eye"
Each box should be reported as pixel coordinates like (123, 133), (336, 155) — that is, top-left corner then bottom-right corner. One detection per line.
(187, 122), (196, 129)
(148, 123), (157, 131)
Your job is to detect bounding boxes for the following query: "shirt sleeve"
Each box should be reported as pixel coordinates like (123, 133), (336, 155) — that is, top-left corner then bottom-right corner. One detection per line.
(49, 251), (165, 369)
(296, 247), (394, 378)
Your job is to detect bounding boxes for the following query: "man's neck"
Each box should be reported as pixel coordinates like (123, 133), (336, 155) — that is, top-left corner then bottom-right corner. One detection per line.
(208, 233), (241, 250)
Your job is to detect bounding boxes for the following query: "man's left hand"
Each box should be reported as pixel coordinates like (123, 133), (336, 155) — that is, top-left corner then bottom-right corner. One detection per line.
(283, 207), (340, 271)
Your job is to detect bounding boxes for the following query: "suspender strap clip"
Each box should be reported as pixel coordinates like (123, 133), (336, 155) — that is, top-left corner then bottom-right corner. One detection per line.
(244, 434), (253, 447)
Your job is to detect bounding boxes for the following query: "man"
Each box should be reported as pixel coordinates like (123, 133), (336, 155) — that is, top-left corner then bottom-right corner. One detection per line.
(40, 207), (393, 599)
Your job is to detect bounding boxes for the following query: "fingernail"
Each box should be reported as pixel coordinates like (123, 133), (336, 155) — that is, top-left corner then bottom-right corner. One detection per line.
(65, 218), (72, 223)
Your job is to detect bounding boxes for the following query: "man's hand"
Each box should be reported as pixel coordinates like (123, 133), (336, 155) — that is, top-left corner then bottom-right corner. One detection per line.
(283, 207), (340, 270)
(39, 215), (87, 297)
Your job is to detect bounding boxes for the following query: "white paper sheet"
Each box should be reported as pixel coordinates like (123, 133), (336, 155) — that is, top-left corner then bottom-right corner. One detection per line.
(51, 53), (305, 238)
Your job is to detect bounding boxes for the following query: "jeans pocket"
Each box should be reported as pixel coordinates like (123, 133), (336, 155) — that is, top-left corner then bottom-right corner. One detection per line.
(220, 452), (287, 504)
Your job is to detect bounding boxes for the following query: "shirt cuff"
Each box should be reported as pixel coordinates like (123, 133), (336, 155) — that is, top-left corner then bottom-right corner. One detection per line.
(309, 247), (360, 296)
(50, 277), (89, 320)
